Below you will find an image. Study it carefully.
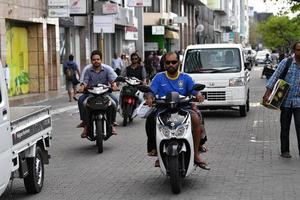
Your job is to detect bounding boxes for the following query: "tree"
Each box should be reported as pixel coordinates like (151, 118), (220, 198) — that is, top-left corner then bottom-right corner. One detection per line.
(258, 16), (300, 50)
(265, 0), (300, 13)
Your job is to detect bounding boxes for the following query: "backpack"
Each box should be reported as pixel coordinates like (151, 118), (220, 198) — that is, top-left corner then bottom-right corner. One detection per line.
(65, 63), (75, 81)
(279, 57), (293, 79)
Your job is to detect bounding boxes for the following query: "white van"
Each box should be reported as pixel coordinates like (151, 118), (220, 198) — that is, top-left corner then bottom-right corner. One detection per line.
(181, 43), (251, 116)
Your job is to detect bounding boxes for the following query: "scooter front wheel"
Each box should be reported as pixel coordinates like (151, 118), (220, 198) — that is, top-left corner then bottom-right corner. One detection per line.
(95, 120), (103, 153)
(169, 156), (182, 194)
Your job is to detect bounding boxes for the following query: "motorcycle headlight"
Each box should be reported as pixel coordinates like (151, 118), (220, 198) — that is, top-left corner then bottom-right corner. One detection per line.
(229, 77), (245, 86)
(174, 124), (188, 137)
(159, 125), (171, 138)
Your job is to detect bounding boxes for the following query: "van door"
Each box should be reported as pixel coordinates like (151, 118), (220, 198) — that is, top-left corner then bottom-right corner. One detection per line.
(0, 62), (12, 195)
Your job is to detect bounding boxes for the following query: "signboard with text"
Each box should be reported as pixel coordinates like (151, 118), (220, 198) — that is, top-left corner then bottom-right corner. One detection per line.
(152, 26), (164, 35)
(70, 0), (87, 14)
(103, 2), (119, 14)
(93, 15), (115, 33)
(48, 0), (69, 17)
(125, 27), (138, 40)
(127, 0), (151, 7)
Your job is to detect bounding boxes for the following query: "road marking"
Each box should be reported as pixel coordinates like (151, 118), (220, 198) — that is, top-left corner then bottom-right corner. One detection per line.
(250, 102), (262, 107)
(51, 105), (77, 115)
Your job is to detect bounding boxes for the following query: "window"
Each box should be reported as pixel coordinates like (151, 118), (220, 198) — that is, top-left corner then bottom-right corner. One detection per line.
(183, 48), (241, 73)
(144, 0), (160, 13)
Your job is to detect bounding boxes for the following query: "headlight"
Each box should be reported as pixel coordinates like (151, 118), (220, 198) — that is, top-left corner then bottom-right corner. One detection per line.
(229, 77), (245, 86)
(174, 124), (188, 137)
(159, 125), (171, 138)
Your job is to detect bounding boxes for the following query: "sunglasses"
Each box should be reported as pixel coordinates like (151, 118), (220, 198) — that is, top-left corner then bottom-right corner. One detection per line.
(165, 60), (178, 65)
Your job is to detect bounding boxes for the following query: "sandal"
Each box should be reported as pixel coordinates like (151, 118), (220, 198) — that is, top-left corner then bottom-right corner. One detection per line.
(199, 145), (208, 153)
(147, 149), (157, 157)
(194, 160), (210, 170)
(112, 126), (118, 135)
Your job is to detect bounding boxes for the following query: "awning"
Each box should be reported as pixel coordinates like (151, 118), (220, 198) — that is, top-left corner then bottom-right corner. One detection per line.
(165, 30), (179, 39)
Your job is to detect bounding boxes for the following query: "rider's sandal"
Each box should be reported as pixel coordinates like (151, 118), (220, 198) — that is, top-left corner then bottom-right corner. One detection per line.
(194, 160), (210, 170)
(199, 146), (208, 153)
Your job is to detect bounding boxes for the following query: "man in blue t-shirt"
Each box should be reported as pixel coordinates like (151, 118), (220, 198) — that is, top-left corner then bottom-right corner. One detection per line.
(145, 52), (209, 170)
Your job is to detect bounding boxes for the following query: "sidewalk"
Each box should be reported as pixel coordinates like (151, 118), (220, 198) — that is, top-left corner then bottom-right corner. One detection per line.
(8, 88), (67, 107)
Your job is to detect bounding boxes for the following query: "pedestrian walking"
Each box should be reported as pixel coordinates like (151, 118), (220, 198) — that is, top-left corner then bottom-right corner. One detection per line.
(63, 54), (80, 102)
(112, 53), (124, 76)
(263, 41), (300, 158)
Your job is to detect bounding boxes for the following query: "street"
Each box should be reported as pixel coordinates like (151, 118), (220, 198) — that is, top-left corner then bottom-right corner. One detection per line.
(1, 65), (300, 200)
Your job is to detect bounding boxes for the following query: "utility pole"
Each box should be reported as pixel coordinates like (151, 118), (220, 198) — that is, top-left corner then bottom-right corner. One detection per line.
(134, 6), (144, 61)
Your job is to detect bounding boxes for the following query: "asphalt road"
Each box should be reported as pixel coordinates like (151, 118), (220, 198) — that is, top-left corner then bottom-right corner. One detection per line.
(1, 65), (300, 200)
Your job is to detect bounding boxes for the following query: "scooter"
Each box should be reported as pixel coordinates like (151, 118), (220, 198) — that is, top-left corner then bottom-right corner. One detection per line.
(262, 61), (275, 79)
(138, 84), (205, 194)
(116, 76), (142, 126)
(84, 84), (114, 153)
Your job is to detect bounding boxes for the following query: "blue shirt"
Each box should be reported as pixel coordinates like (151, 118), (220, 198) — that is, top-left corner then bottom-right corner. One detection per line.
(63, 61), (78, 72)
(83, 64), (117, 87)
(266, 57), (300, 108)
(150, 72), (198, 98)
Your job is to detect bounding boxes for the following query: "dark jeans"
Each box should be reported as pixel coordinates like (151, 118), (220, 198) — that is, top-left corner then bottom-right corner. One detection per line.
(78, 93), (117, 125)
(280, 107), (300, 154)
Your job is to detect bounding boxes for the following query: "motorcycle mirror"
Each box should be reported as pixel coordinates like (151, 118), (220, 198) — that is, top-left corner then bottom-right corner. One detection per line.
(137, 85), (152, 93)
(193, 84), (205, 91)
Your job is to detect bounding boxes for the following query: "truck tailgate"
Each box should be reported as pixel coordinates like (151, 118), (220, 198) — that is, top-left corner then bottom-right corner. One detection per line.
(10, 106), (52, 146)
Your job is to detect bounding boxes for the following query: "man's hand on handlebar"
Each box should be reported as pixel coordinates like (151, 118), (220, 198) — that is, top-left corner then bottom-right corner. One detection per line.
(78, 83), (85, 93)
(196, 93), (205, 103)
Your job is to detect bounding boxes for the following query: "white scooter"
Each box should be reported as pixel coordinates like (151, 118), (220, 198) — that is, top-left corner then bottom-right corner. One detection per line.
(138, 84), (205, 194)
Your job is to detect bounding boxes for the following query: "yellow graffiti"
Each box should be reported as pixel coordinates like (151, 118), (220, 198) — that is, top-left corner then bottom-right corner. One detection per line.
(6, 26), (29, 96)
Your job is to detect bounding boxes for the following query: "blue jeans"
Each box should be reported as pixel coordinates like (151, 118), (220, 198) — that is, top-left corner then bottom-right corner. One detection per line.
(280, 107), (300, 154)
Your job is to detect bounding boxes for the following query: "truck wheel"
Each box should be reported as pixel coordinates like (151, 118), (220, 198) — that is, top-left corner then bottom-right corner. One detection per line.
(239, 105), (247, 117)
(96, 120), (103, 153)
(169, 156), (181, 194)
(24, 146), (44, 194)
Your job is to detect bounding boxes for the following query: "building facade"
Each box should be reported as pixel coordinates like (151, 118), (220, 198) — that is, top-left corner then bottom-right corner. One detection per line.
(0, 0), (60, 96)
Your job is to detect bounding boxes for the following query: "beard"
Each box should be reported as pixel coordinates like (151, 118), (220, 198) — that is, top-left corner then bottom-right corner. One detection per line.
(166, 66), (178, 75)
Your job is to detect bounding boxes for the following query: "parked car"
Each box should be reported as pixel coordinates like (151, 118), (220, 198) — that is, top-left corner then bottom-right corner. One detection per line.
(255, 50), (270, 66)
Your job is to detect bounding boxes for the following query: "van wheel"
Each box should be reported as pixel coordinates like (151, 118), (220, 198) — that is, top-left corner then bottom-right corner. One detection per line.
(239, 105), (247, 117)
(24, 146), (44, 194)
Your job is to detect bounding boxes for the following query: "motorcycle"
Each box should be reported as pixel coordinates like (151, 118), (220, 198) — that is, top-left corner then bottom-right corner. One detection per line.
(138, 84), (205, 194)
(116, 76), (142, 126)
(262, 61), (275, 79)
(84, 84), (114, 153)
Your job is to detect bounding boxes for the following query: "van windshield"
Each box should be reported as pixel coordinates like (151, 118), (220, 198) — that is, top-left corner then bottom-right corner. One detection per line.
(183, 48), (241, 73)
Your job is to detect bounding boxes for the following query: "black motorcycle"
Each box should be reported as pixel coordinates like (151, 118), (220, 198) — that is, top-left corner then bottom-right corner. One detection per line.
(116, 76), (142, 126)
(84, 84), (114, 153)
(262, 61), (275, 79)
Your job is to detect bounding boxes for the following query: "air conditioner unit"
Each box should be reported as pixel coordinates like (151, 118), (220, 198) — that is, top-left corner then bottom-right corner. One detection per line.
(168, 18), (173, 25)
(159, 18), (167, 26)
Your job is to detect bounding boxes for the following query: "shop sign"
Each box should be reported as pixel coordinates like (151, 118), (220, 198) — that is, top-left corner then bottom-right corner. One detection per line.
(152, 26), (164, 35)
(103, 2), (119, 14)
(125, 27), (138, 40)
(70, 0), (87, 15)
(173, 16), (188, 24)
(127, 0), (152, 7)
(48, 0), (69, 17)
(93, 15), (115, 33)
(145, 42), (158, 51)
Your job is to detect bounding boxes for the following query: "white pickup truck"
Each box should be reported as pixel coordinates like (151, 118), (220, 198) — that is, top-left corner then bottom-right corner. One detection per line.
(0, 60), (52, 196)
